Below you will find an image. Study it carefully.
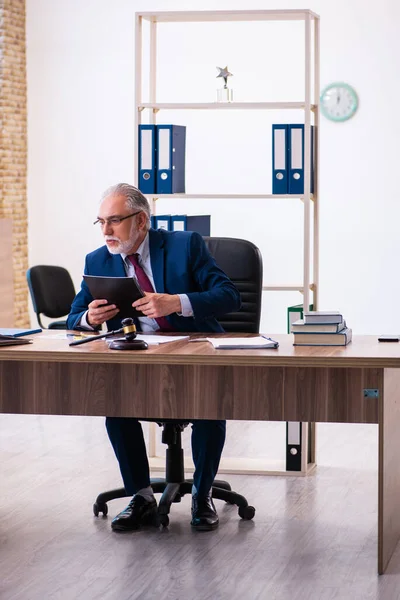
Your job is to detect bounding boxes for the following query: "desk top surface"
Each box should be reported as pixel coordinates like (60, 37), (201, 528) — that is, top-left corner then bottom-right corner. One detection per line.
(0, 331), (400, 368)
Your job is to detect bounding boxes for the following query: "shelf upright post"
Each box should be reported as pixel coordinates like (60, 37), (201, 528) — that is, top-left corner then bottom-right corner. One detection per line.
(302, 11), (313, 470)
(285, 12), (314, 474)
(134, 14), (143, 188)
(148, 17), (158, 458)
(303, 12), (312, 314)
(313, 15), (320, 312)
(149, 17), (158, 217)
(306, 13), (321, 467)
(149, 18), (157, 110)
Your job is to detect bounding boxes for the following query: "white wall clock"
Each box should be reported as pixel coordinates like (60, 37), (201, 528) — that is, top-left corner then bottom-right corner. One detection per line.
(320, 82), (358, 122)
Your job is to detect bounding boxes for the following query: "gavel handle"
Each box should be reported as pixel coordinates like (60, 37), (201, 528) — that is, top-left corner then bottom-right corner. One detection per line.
(69, 329), (123, 347)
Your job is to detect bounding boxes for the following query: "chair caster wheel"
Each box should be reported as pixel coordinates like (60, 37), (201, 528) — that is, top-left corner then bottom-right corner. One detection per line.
(238, 505), (255, 520)
(93, 502), (108, 517)
(159, 514), (169, 527)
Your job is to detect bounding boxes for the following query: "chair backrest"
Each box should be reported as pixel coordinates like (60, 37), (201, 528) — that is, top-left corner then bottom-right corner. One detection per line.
(204, 237), (263, 334)
(26, 265), (76, 323)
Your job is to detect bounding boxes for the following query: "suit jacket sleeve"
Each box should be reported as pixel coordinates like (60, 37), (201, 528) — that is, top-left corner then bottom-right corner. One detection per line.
(185, 232), (241, 321)
(66, 256), (97, 330)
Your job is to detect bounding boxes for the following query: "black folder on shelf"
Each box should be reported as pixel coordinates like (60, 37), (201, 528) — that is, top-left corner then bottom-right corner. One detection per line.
(83, 275), (145, 318)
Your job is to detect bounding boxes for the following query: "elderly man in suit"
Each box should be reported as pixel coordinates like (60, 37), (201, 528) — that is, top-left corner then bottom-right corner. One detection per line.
(68, 183), (241, 532)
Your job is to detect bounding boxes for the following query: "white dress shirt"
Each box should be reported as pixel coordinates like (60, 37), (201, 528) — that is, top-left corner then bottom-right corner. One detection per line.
(80, 232), (193, 331)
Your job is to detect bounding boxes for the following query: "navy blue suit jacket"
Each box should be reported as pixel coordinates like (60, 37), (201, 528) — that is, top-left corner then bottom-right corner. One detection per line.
(67, 229), (241, 333)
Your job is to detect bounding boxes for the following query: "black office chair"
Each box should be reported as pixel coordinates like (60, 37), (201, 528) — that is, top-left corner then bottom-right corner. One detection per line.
(26, 265), (76, 329)
(93, 237), (263, 525)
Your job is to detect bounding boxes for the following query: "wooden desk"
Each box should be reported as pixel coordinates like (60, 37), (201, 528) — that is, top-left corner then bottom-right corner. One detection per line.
(1, 332), (399, 574)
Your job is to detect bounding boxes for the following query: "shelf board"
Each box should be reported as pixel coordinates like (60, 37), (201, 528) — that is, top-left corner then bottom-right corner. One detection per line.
(262, 285), (315, 292)
(145, 193), (313, 200)
(149, 455), (315, 476)
(139, 102), (316, 111)
(138, 9), (319, 23)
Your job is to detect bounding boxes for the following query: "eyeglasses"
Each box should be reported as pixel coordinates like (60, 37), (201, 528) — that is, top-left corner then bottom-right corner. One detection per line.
(93, 210), (142, 227)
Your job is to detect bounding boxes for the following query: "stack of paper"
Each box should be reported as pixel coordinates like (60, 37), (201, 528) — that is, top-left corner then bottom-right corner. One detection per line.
(205, 336), (279, 350)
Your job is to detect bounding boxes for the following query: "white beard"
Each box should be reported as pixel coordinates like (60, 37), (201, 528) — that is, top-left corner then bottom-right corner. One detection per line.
(105, 237), (135, 255)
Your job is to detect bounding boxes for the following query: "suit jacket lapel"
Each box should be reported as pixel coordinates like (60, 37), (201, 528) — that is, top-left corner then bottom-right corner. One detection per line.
(149, 229), (165, 293)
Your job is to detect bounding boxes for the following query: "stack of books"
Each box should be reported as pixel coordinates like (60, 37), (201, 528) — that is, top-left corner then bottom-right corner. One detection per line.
(291, 311), (352, 346)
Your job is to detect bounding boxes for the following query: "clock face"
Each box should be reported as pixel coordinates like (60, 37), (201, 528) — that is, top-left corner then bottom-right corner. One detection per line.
(320, 82), (358, 122)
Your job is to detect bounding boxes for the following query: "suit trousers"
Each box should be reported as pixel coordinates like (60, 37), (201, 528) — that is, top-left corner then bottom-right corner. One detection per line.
(105, 417), (226, 498)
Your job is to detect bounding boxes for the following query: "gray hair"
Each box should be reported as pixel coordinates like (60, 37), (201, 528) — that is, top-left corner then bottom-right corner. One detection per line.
(101, 183), (151, 228)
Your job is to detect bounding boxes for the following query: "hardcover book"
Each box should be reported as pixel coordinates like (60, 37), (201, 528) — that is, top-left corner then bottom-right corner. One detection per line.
(293, 328), (352, 346)
(291, 319), (346, 334)
(303, 311), (343, 325)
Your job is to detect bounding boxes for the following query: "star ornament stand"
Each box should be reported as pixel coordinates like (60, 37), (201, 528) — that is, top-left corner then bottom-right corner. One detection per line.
(216, 66), (233, 102)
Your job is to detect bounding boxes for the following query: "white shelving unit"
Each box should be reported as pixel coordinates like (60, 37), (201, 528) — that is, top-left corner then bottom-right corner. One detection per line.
(135, 8), (320, 476)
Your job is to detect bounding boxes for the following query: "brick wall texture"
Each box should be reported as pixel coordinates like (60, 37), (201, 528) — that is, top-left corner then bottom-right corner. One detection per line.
(0, 0), (28, 327)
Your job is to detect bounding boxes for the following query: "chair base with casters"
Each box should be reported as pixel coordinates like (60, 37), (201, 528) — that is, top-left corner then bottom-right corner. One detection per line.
(93, 422), (256, 525)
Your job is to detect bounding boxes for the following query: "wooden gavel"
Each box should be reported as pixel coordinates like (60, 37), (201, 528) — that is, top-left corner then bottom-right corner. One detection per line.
(69, 317), (148, 350)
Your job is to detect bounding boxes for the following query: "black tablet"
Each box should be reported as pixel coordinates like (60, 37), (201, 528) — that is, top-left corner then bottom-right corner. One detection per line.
(83, 275), (145, 318)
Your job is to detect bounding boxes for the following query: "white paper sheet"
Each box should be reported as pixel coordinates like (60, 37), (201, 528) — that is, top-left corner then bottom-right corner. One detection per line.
(107, 334), (189, 346)
(205, 336), (279, 349)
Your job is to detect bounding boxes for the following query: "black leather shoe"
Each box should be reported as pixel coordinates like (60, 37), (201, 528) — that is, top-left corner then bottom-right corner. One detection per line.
(111, 495), (158, 532)
(191, 494), (219, 531)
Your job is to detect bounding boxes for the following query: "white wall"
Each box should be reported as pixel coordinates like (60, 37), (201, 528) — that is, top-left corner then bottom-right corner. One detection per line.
(26, 0), (400, 334)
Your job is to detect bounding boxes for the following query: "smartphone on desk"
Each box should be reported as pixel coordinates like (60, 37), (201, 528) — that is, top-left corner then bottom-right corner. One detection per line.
(378, 335), (400, 342)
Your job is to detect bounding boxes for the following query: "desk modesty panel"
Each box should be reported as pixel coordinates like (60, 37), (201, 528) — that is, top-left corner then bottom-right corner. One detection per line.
(0, 332), (395, 423)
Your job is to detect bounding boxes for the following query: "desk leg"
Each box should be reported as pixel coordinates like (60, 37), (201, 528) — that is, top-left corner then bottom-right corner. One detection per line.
(378, 368), (400, 574)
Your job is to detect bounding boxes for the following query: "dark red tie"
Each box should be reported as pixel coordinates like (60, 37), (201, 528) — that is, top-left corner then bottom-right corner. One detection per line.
(128, 253), (174, 332)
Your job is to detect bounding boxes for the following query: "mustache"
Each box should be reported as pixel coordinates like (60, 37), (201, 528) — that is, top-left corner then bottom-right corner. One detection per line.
(105, 236), (121, 242)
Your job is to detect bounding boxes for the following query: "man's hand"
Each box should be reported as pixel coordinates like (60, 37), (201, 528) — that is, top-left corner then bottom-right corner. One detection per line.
(133, 292), (181, 318)
(87, 299), (119, 327)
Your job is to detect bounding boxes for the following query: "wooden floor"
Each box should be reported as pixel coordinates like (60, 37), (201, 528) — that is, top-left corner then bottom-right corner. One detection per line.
(1, 416), (400, 600)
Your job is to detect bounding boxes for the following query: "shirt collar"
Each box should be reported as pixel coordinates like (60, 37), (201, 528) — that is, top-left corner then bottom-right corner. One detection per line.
(121, 232), (150, 265)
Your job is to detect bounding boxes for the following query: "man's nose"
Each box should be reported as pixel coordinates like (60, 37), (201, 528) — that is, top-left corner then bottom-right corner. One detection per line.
(103, 221), (113, 234)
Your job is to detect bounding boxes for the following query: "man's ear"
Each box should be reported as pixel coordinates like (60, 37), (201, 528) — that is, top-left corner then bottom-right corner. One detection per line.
(137, 212), (148, 230)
